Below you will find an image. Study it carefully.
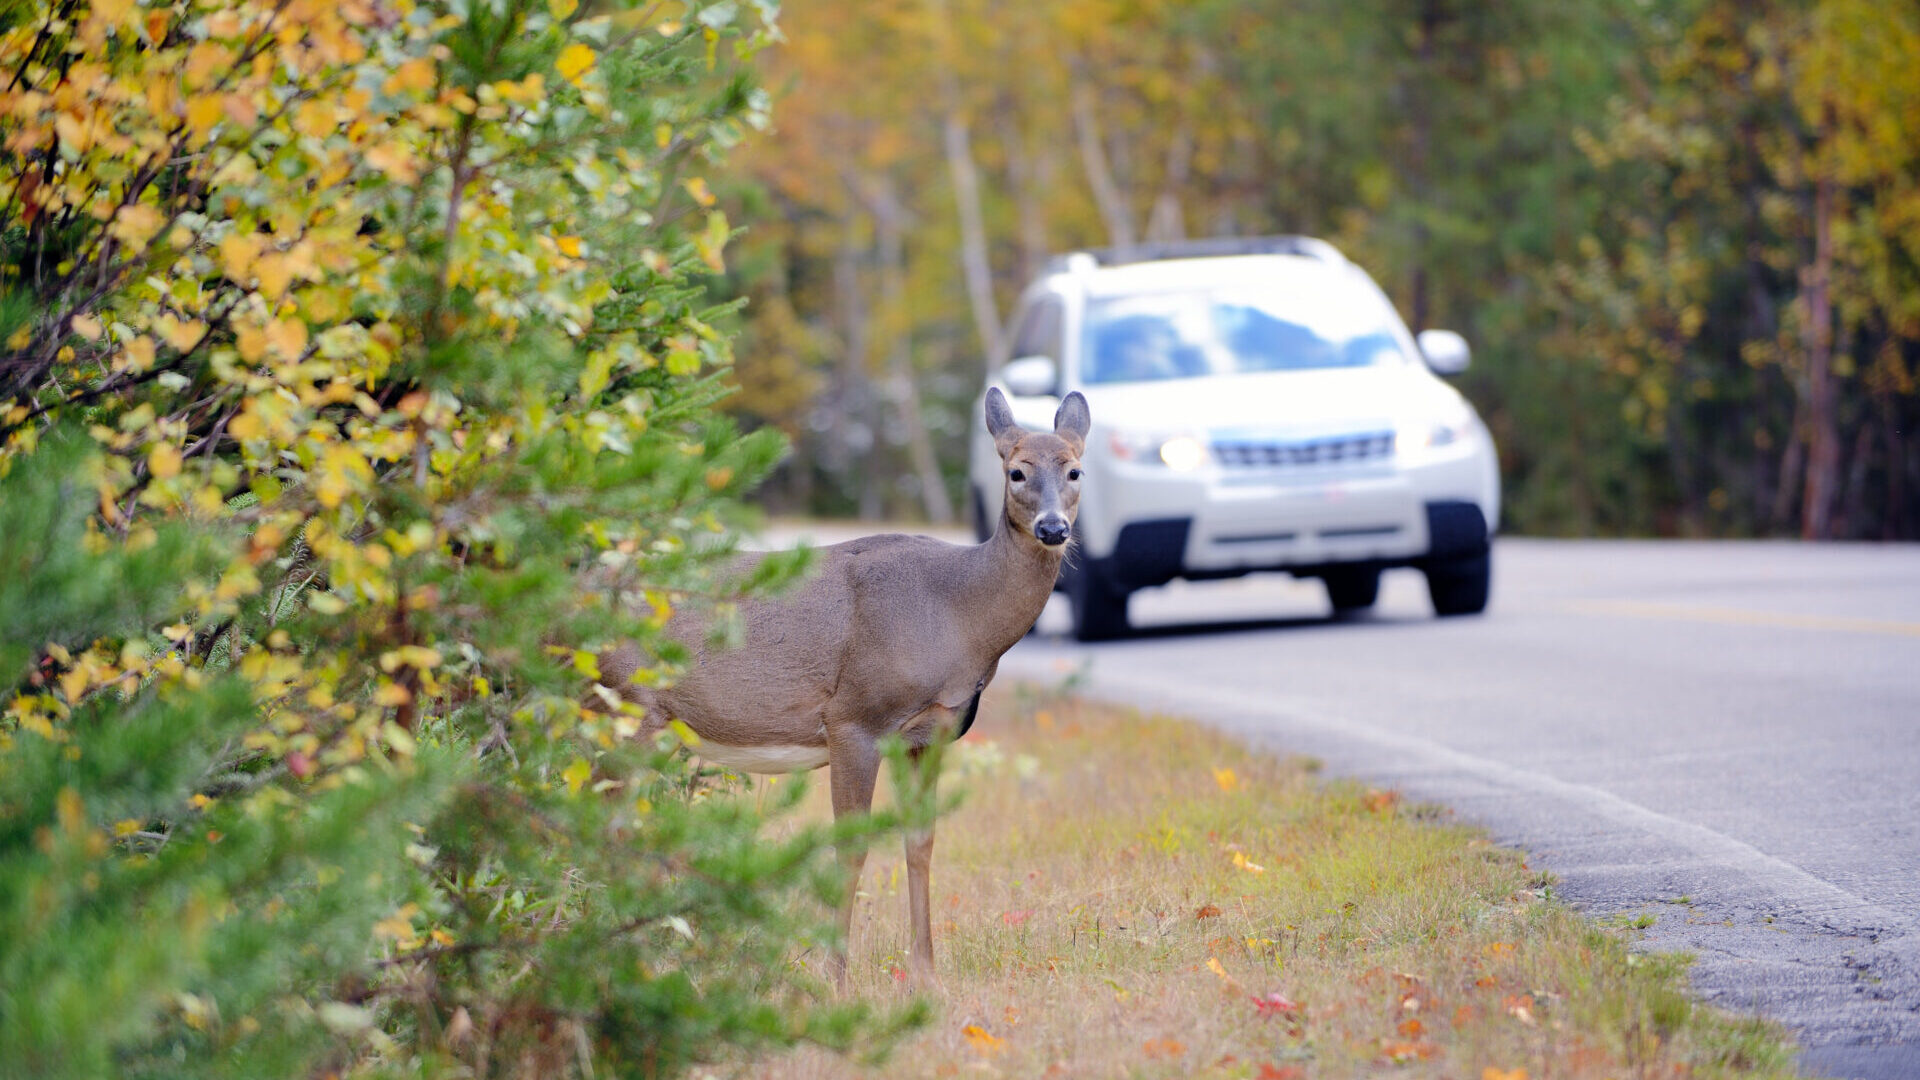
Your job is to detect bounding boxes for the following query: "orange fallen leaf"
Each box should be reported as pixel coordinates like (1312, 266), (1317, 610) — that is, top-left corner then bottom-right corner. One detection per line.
(1502, 993), (1536, 1025)
(1398, 1017), (1424, 1037)
(1257, 1067), (1305, 1080)
(961, 1024), (1006, 1056)
(1001, 909), (1034, 927)
(1379, 1038), (1439, 1063)
(1364, 788), (1399, 812)
(1141, 1038), (1185, 1058)
(1483, 1069), (1529, 1080)
(1196, 904), (1223, 919)
(1212, 766), (1239, 792)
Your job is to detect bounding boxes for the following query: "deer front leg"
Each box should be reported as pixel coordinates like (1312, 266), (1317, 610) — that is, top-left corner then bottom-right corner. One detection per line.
(826, 729), (881, 993)
(904, 745), (939, 983)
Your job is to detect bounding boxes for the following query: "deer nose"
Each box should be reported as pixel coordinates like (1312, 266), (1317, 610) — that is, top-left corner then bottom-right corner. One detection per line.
(1034, 516), (1070, 546)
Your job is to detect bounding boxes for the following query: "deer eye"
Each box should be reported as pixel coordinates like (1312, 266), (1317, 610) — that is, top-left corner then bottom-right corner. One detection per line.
(1008, 468), (1026, 483)
(1068, 468), (1082, 481)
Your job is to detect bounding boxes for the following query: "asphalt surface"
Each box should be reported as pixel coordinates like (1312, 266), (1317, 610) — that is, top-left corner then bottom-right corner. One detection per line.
(979, 539), (1920, 1080)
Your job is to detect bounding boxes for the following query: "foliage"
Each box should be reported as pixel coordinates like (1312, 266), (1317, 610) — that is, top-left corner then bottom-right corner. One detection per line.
(728, 0), (1920, 538)
(0, 0), (918, 1074)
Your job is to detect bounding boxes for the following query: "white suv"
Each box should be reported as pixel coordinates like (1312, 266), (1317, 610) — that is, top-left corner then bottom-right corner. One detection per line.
(968, 237), (1500, 640)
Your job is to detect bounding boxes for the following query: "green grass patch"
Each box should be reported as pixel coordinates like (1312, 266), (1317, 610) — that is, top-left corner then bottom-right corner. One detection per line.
(739, 686), (1805, 1079)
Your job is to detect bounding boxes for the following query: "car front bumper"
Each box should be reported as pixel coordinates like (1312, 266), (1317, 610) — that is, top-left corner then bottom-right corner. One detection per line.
(1080, 444), (1494, 585)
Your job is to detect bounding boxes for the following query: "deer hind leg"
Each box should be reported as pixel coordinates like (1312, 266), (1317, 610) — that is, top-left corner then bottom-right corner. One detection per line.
(826, 729), (881, 993)
(903, 745), (940, 983)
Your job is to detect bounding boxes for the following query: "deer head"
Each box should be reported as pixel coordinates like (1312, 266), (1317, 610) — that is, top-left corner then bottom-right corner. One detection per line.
(985, 387), (1090, 547)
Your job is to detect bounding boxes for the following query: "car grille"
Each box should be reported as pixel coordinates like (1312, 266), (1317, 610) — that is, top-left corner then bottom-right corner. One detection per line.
(1210, 431), (1394, 469)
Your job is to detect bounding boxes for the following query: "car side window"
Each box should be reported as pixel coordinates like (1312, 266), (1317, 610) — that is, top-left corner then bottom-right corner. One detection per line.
(1010, 296), (1063, 363)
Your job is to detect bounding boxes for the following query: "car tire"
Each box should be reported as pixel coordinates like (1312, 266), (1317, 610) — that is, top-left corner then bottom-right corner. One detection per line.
(1067, 561), (1130, 641)
(970, 485), (992, 543)
(1322, 566), (1381, 614)
(1424, 551), (1491, 617)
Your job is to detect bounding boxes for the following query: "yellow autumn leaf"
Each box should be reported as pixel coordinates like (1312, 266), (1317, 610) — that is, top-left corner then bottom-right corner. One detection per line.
(562, 756), (591, 795)
(109, 203), (166, 248)
(1231, 850), (1266, 875)
(548, 0), (578, 18)
(364, 142), (420, 184)
(554, 234), (583, 257)
(1212, 766), (1238, 792)
(373, 681), (412, 707)
(148, 442), (182, 478)
(157, 317), (206, 352)
(70, 313), (103, 338)
(556, 43), (596, 87)
(383, 57), (436, 96)
(185, 95), (224, 137)
(121, 337), (156, 372)
(113, 818), (142, 838)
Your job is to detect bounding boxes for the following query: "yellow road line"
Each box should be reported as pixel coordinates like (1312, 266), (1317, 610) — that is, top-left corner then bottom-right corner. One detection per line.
(1565, 600), (1920, 638)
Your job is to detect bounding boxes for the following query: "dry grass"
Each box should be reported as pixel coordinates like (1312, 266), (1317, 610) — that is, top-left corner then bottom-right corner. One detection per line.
(718, 684), (1804, 1080)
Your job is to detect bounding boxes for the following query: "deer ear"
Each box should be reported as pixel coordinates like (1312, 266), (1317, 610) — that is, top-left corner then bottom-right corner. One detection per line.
(986, 388), (1026, 457)
(1053, 391), (1091, 453)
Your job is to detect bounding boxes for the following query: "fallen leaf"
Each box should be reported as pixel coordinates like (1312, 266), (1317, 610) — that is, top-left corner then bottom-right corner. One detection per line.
(1502, 993), (1536, 1025)
(1212, 766), (1239, 792)
(1398, 1017), (1424, 1037)
(1001, 909), (1034, 927)
(1364, 788), (1399, 813)
(1232, 850), (1267, 875)
(961, 1024), (1006, 1056)
(1196, 904), (1223, 919)
(1257, 1066), (1306, 1080)
(1141, 1038), (1185, 1058)
(1483, 1069), (1528, 1080)
(1252, 991), (1301, 1016)
(1379, 1038), (1439, 1063)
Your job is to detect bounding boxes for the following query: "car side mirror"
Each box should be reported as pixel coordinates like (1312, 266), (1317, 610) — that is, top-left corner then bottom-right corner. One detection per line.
(1417, 330), (1470, 376)
(1002, 355), (1059, 397)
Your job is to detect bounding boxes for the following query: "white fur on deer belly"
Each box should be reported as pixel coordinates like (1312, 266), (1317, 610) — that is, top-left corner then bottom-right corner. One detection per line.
(697, 742), (831, 773)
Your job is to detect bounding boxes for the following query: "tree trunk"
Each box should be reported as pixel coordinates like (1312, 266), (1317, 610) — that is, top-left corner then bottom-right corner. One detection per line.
(1071, 79), (1136, 251)
(863, 174), (955, 525)
(1143, 123), (1192, 244)
(1799, 127), (1838, 541)
(833, 209), (882, 520)
(1005, 128), (1051, 283)
(942, 109), (1003, 366)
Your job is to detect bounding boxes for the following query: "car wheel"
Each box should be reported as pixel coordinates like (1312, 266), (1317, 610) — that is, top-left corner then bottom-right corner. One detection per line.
(970, 485), (992, 543)
(1322, 566), (1381, 613)
(1067, 562), (1130, 641)
(1424, 551), (1490, 617)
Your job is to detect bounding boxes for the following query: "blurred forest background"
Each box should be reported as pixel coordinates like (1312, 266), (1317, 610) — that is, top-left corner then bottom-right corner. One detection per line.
(719, 0), (1920, 540)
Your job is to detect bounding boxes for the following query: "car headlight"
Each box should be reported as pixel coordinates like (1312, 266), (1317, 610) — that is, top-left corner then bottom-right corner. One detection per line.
(1109, 430), (1210, 471)
(1395, 415), (1474, 455)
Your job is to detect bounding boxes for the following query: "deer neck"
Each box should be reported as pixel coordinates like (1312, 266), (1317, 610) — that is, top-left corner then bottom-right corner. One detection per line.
(955, 504), (1067, 655)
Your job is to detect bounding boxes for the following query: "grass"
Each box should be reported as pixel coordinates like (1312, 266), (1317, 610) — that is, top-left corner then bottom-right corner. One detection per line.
(719, 685), (1806, 1080)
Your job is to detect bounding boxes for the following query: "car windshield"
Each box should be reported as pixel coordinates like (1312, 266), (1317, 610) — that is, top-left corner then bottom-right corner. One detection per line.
(1078, 281), (1411, 385)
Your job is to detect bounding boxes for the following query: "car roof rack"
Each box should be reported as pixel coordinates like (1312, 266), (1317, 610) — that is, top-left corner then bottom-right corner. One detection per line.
(1046, 235), (1345, 274)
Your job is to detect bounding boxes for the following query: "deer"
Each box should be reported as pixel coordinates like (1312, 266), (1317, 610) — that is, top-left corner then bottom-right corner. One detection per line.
(597, 388), (1090, 988)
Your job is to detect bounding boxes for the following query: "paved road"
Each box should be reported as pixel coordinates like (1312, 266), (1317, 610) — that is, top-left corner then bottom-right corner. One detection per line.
(986, 539), (1920, 1079)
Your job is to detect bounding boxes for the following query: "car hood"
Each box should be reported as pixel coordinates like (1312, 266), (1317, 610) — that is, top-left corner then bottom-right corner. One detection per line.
(1071, 366), (1471, 439)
